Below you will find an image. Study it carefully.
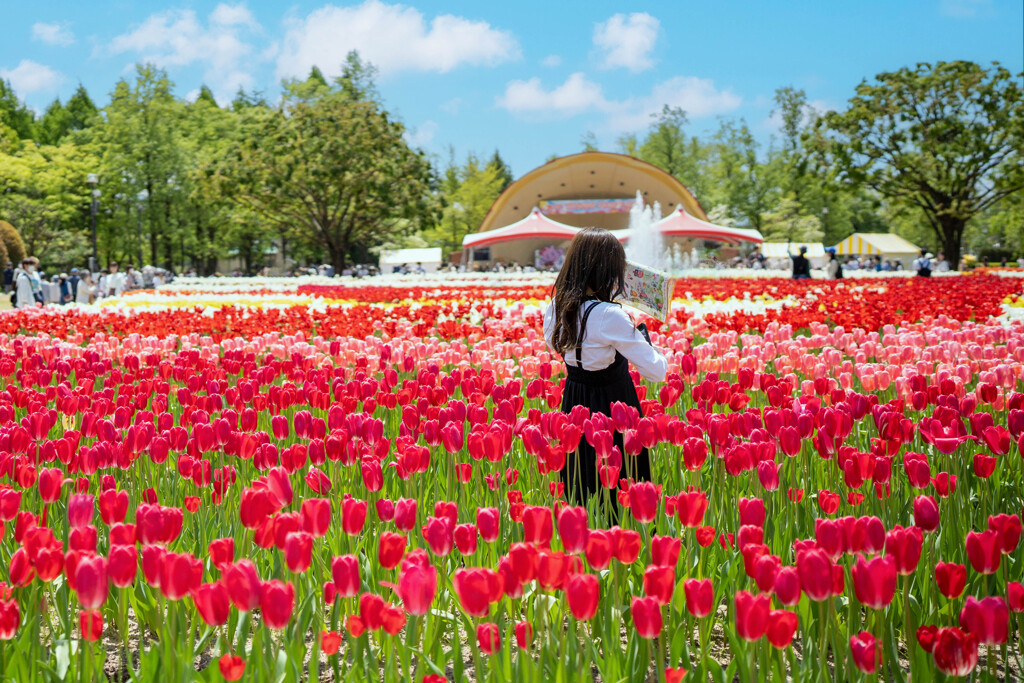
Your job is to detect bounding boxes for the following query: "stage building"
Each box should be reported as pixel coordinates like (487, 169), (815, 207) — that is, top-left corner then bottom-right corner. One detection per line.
(462, 152), (762, 269)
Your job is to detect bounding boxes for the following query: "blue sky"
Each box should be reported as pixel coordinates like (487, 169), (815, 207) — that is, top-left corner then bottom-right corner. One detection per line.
(1, 0), (1021, 176)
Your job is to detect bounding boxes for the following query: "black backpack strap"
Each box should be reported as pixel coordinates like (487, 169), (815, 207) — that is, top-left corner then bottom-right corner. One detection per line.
(575, 300), (603, 369)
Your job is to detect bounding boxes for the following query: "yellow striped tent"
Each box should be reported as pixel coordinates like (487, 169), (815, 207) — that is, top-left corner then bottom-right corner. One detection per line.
(833, 233), (920, 268)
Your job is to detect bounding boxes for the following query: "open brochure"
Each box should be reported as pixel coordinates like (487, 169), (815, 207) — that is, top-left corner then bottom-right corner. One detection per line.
(618, 260), (675, 322)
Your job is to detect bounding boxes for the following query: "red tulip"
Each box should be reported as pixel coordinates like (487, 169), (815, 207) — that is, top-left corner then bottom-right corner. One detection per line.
(140, 545), (165, 587)
(321, 630), (342, 655)
(225, 560), (262, 611)
(643, 566), (675, 606)
(421, 516), (454, 557)
(453, 568), (502, 617)
(397, 551), (437, 615)
(66, 494), (94, 528)
(773, 567), (801, 606)
(796, 548), (833, 602)
(1008, 582), (1024, 612)
(965, 530), (1001, 574)
(537, 550), (570, 591)
(341, 498), (367, 535)
(108, 545), (137, 588)
(508, 542), (539, 584)
(260, 580), (295, 629)
(766, 609), (797, 648)
(522, 506), (553, 547)
(476, 507), (500, 543)
(394, 498), (417, 532)
(913, 495), (940, 532)
(300, 498), (331, 537)
(218, 654), (245, 681)
(454, 523), (478, 555)
(584, 530), (613, 570)
(331, 555), (361, 599)
(614, 528), (642, 564)
(566, 573), (599, 620)
(209, 537), (235, 571)
(0, 600), (18, 640)
(650, 535), (681, 568)
(98, 489), (128, 525)
(627, 482), (659, 523)
(738, 497), (766, 527)
(676, 490), (708, 527)
(988, 514), (1022, 553)
(556, 506), (589, 554)
(973, 453), (996, 478)
(849, 631), (878, 673)
(884, 525), (923, 575)
(161, 552), (202, 600)
(631, 596), (663, 638)
(477, 622), (501, 655)
(852, 555), (896, 609)
(38, 467), (63, 503)
(735, 590), (770, 641)
(284, 531), (313, 573)
(932, 627), (979, 676)
(684, 578), (714, 618)
(959, 596), (1009, 645)
(80, 610), (103, 642)
(75, 555), (108, 609)
(916, 625), (938, 652)
(193, 581), (230, 626)
(378, 532), (407, 570)
(934, 562), (967, 599)
(515, 621), (533, 649)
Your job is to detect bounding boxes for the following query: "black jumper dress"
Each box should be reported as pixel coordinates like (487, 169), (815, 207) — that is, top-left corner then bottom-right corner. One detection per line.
(560, 299), (653, 507)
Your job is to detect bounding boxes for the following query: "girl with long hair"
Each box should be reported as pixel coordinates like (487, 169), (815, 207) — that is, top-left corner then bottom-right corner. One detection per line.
(543, 228), (668, 510)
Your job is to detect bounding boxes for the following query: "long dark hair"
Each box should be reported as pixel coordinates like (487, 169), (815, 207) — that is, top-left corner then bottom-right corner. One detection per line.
(550, 228), (626, 356)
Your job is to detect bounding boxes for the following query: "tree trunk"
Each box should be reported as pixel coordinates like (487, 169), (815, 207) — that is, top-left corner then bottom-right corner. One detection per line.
(937, 216), (965, 272)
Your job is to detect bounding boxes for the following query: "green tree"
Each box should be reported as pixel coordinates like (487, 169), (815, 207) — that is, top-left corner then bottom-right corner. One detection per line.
(0, 80), (36, 140)
(216, 58), (436, 271)
(97, 64), (188, 268)
(760, 194), (824, 243)
(637, 106), (711, 204)
(425, 152), (505, 256)
(37, 85), (98, 145)
(488, 151), (513, 190)
(705, 119), (778, 232)
(815, 61), (1024, 268)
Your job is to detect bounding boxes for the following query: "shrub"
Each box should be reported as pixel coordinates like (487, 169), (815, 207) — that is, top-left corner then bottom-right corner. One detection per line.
(0, 221), (25, 265)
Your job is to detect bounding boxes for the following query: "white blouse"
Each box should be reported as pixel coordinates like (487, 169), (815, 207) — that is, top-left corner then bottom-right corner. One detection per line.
(543, 301), (668, 382)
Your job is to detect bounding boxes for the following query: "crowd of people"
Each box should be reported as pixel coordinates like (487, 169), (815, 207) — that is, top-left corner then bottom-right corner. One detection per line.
(4, 259), (173, 309)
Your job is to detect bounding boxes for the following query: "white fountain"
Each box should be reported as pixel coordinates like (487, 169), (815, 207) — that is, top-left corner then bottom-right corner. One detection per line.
(624, 191), (664, 270)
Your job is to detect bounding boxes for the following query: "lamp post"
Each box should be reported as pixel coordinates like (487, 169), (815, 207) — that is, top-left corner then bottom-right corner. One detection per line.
(87, 174), (99, 273)
(136, 190), (148, 268)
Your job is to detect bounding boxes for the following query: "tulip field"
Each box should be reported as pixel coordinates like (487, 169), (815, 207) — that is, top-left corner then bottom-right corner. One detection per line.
(2, 272), (1024, 682)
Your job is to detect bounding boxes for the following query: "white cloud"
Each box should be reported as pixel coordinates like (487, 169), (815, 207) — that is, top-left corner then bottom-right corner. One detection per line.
(0, 60), (64, 95)
(32, 22), (75, 47)
(405, 120), (438, 147)
(107, 4), (260, 98)
(593, 13), (659, 72)
(541, 55), (562, 68)
(275, 1), (520, 79)
(210, 4), (259, 28)
(497, 72), (609, 118)
(440, 97), (461, 114)
(940, 0), (991, 17)
(497, 72), (741, 130)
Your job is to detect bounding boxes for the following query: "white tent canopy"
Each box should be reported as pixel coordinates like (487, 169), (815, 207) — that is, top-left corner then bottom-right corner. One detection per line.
(379, 248), (443, 273)
(761, 242), (827, 269)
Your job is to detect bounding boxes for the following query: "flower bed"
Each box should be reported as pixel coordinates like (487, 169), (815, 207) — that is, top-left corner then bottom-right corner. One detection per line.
(0, 274), (1019, 680)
